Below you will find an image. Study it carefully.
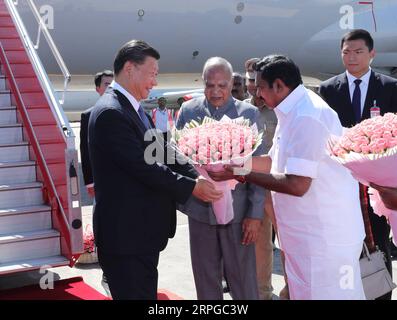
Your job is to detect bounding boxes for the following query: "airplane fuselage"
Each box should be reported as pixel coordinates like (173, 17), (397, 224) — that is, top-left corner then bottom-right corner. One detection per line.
(12, 0), (397, 118)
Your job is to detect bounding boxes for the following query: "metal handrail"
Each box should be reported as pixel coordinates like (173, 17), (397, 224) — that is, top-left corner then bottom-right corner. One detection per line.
(25, 0), (71, 105)
(9, 0), (71, 105)
(5, 0), (75, 146)
(0, 43), (72, 254)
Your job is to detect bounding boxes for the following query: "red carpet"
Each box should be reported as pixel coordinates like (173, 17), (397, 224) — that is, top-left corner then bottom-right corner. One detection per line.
(0, 277), (183, 300)
(0, 277), (110, 300)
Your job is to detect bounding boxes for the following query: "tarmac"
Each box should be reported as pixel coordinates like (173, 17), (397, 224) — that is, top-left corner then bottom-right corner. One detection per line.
(0, 122), (395, 300)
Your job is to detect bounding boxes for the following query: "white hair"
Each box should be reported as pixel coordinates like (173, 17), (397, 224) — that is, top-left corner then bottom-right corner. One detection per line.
(202, 57), (233, 81)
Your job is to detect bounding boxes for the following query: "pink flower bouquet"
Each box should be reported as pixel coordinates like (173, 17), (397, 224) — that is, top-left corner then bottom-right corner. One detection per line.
(78, 225), (98, 264)
(330, 112), (397, 242)
(174, 115), (263, 224)
(83, 227), (95, 253)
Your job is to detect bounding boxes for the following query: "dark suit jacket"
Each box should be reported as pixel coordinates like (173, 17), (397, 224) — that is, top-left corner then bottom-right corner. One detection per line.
(80, 107), (93, 186)
(318, 70), (397, 127)
(88, 87), (197, 255)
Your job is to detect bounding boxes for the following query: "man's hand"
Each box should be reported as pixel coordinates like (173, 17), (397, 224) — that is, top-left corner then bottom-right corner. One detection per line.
(192, 176), (223, 202)
(87, 185), (95, 198)
(207, 165), (246, 182)
(369, 183), (397, 210)
(242, 218), (262, 245)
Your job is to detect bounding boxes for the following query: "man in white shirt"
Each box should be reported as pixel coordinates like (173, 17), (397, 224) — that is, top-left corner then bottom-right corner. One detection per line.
(152, 97), (174, 142)
(210, 55), (366, 299)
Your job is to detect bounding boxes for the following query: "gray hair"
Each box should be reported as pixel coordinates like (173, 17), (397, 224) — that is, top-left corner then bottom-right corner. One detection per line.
(202, 57), (233, 81)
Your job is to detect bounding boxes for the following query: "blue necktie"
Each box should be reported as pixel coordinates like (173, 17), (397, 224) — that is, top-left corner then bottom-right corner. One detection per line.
(352, 79), (362, 123)
(137, 105), (151, 130)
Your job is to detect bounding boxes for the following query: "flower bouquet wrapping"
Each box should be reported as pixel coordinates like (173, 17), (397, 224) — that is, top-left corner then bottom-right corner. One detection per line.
(173, 115), (263, 224)
(330, 113), (397, 243)
(78, 224), (98, 264)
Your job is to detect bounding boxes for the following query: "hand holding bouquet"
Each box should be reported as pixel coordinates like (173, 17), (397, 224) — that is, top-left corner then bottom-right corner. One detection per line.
(174, 115), (263, 224)
(330, 112), (397, 242)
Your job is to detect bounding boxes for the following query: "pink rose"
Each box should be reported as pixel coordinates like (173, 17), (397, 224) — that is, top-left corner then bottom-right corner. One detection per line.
(360, 145), (370, 154)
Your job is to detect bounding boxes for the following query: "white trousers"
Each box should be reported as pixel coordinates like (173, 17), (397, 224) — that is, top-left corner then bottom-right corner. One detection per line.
(284, 243), (365, 300)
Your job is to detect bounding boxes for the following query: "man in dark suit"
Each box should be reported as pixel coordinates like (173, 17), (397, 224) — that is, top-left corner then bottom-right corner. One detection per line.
(88, 40), (222, 300)
(319, 29), (397, 300)
(80, 70), (114, 198)
(80, 69), (113, 294)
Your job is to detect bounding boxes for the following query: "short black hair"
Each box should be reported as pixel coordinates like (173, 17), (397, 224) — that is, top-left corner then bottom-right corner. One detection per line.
(253, 55), (303, 90)
(113, 40), (160, 75)
(341, 29), (374, 51)
(94, 70), (114, 88)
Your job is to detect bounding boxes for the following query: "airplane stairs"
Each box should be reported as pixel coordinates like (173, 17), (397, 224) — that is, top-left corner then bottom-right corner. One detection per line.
(0, 0), (83, 276)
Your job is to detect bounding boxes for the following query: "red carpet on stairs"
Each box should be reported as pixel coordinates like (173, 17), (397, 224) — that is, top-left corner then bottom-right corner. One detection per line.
(0, 277), (183, 300)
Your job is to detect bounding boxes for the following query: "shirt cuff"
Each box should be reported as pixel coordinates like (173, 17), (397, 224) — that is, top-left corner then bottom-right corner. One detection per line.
(85, 183), (94, 188)
(285, 157), (318, 179)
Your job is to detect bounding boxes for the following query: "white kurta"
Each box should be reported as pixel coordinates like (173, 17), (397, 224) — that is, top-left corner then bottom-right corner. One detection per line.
(269, 85), (366, 300)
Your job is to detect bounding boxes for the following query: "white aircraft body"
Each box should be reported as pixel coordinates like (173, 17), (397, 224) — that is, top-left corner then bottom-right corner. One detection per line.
(13, 0), (397, 119)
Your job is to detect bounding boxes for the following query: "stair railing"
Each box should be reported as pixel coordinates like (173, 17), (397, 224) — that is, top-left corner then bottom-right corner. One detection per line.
(5, 0), (73, 146)
(4, 0), (83, 264)
(0, 43), (74, 261)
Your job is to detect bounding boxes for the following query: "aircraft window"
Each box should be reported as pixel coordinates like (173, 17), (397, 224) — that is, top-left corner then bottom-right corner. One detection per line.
(138, 9), (145, 17)
(235, 15), (243, 24)
(236, 2), (245, 12)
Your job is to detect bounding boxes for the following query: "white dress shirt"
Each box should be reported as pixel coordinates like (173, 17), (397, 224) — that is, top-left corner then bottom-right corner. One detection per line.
(269, 85), (365, 256)
(154, 108), (171, 133)
(109, 80), (143, 118)
(346, 68), (372, 116)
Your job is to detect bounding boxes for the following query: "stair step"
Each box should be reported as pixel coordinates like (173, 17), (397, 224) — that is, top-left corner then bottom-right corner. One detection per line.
(0, 105), (15, 110)
(0, 91), (11, 108)
(6, 50), (30, 64)
(0, 38), (24, 51)
(0, 229), (60, 264)
(0, 205), (51, 234)
(0, 255), (69, 275)
(0, 108), (16, 125)
(0, 124), (22, 144)
(0, 229), (59, 244)
(0, 204), (51, 217)
(0, 182), (43, 209)
(0, 11), (11, 18)
(0, 15), (13, 27)
(0, 27), (19, 39)
(0, 142), (29, 162)
(0, 161), (36, 184)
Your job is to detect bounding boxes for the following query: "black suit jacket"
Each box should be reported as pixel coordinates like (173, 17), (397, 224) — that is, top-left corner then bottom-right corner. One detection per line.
(318, 70), (397, 127)
(80, 107), (93, 186)
(88, 87), (197, 255)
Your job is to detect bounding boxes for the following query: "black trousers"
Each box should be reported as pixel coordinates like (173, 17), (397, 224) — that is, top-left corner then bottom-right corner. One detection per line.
(369, 210), (392, 300)
(98, 249), (160, 300)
